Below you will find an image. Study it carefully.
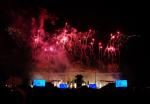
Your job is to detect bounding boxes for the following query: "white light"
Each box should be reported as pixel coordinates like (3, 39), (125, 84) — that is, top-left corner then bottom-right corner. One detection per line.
(99, 83), (102, 88)
(30, 85), (33, 88)
(74, 83), (77, 88)
(82, 83), (86, 86)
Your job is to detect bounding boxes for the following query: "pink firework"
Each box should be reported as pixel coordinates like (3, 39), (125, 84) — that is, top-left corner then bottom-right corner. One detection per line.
(7, 9), (136, 73)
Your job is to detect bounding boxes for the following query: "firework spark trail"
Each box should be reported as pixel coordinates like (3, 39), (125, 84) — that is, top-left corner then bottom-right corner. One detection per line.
(7, 9), (137, 73)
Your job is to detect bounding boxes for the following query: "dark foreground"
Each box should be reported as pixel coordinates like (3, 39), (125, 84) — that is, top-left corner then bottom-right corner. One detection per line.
(0, 83), (150, 104)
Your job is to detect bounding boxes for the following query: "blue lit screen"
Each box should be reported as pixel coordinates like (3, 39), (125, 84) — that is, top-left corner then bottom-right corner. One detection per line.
(58, 83), (68, 89)
(33, 79), (46, 87)
(88, 84), (97, 89)
(115, 80), (128, 87)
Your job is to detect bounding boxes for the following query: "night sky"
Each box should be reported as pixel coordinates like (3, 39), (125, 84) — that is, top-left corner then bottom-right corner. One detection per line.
(0, 0), (149, 86)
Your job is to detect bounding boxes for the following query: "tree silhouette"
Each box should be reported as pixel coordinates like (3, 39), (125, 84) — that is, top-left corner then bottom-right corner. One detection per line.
(74, 74), (85, 88)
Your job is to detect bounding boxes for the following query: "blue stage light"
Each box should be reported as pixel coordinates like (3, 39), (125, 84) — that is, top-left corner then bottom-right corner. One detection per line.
(33, 79), (46, 87)
(88, 84), (97, 89)
(58, 83), (68, 89)
(115, 80), (128, 87)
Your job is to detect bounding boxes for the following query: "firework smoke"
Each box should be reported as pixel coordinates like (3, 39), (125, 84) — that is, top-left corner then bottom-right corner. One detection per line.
(7, 9), (136, 82)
